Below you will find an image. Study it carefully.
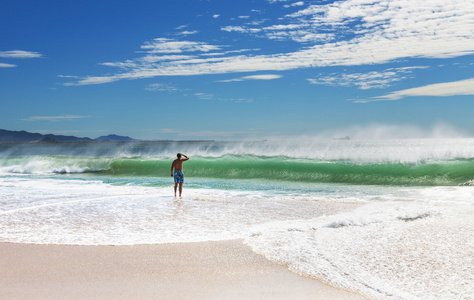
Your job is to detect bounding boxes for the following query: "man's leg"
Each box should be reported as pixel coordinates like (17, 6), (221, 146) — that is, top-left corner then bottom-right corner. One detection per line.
(179, 182), (183, 197)
(174, 182), (178, 197)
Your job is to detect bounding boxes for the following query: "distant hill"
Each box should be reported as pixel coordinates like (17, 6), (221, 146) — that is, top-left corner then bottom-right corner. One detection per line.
(0, 129), (136, 143)
(94, 134), (136, 142)
(0, 129), (93, 143)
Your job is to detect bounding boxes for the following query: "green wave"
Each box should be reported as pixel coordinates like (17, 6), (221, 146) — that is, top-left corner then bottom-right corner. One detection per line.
(2, 154), (472, 186)
(102, 155), (474, 186)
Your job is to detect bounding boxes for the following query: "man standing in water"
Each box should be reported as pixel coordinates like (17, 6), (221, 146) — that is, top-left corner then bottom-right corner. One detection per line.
(171, 153), (189, 197)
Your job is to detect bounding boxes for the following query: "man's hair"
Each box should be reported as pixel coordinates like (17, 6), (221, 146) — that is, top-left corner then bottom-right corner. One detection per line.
(177, 153), (181, 159)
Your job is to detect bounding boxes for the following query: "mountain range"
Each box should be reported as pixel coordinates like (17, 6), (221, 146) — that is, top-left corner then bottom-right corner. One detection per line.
(0, 129), (136, 143)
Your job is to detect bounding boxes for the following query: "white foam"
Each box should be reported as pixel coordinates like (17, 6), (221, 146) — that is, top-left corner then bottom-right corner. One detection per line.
(245, 192), (474, 299)
(321, 204), (432, 228)
(0, 156), (109, 175)
(0, 176), (359, 245)
(1, 174), (473, 299)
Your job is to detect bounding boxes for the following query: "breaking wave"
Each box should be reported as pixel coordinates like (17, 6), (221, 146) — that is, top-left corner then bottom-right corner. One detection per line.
(1, 154), (473, 186)
(1, 139), (473, 186)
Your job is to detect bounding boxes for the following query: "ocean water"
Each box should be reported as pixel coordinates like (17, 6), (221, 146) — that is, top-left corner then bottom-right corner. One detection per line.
(0, 139), (473, 299)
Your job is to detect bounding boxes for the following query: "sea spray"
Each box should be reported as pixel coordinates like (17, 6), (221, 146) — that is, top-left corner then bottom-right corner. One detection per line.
(2, 139), (474, 162)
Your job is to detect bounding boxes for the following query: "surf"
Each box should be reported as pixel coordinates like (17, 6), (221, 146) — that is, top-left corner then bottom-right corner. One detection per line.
(1, 138), (473, 299)
(1, 154), (473, 186)
(1, 139), (473, 186)
(105, 155), (474, 186)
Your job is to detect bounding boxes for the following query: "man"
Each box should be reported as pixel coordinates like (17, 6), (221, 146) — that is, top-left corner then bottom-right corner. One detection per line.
(171, 153), (189, 197)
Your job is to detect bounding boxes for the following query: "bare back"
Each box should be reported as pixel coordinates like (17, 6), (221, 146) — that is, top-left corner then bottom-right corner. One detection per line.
(172, 159), (185, 171)
(171, 154), (189, 172)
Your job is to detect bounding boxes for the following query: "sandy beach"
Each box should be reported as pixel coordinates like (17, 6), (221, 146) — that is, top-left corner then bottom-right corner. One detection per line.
(0, 240), (364, 300)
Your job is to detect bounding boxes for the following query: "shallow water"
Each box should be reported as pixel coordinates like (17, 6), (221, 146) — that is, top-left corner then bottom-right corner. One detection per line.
(1, 139), (473, 299)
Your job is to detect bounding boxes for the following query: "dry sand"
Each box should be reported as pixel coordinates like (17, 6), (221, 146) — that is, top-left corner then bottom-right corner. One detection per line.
(0, 240), (365, 299)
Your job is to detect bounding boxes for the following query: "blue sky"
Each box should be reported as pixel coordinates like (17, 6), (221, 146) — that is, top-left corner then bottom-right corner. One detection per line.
(1, 0), (473, 140)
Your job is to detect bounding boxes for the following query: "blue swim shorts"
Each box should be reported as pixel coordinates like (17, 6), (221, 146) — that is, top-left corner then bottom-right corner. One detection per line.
(174, 170), (184, 183)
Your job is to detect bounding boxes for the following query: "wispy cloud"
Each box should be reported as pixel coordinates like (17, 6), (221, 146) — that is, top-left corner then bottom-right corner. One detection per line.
(64, 0), (474, 86)
(218, 74), (282, 82)
(140, 38), (222, 54)
(194, 92), (215, 100)
(0, 50), (42, 58)
(58, 75), (79, 78)
(177, 30), (199, 36)
(0, 50), (42, 69)
(194, 92), (253, 103)
(308, 67), (428, 89)
(354, 78), (474, 103)
(283, 1), (305, 8)
(175, 25), (189, 30)
(22, 115), (88, 122)
(145, 83), (178, 92)
(0, 63), (16, 68)
(64, 76), (119, 86)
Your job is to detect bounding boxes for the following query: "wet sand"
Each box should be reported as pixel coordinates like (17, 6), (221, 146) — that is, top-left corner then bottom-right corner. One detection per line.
(0, 240), (365, 299)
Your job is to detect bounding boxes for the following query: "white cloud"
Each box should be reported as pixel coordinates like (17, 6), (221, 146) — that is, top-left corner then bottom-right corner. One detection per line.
(140, 55), (196, 63)
(200, 48), (259, 57)
(263, 24), (305, 31)
(218, 74), (282, 82)
(100, 60), (138, 69)
(285, 0), (474, 48)
(239, 74), (282, 80)
(64, 76), (118, 86)
(175, 25), (188, 30)
(145, 83), (178, 92)
(22, 115), (88, 122)
(0, 50), (42, 58)
(354, 78), (474, 103)
(140, 38), (222, 54)
(177, 30), (199, 36)
(0, 63), (16, 68)
(221, 25), (261, 34)
(66, 0), (474, 86)
(308, 66), (428, 89)
(213, 14), (220, 19)
(58, 75), (79, 78)
(284, 1), (304, 8)
(194, 92), (215, 100)
(194, 92), (253, 103)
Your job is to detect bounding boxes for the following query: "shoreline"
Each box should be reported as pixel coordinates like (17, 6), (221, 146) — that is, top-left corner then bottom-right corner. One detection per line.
(0, 240), (365, 300)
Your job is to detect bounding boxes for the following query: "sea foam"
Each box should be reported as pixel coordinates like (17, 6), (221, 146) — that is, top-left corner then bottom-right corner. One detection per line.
(0, 176), (360, 245)
(245, 195), (474, 300)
